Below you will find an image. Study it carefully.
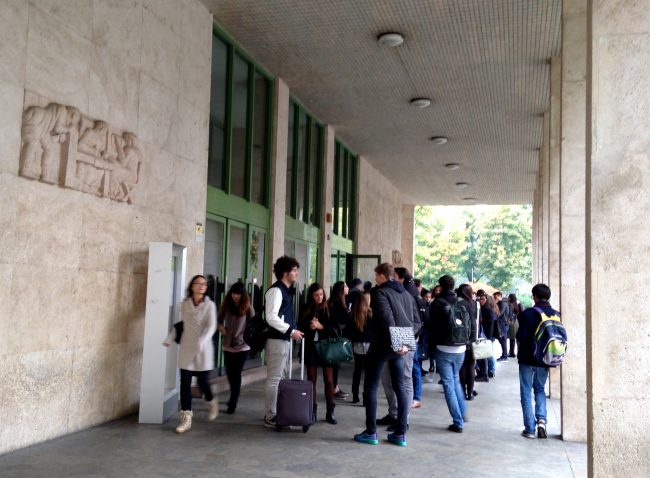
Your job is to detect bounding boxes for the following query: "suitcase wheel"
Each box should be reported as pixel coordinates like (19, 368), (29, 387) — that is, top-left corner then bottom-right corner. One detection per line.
(302, 425), (310, 433)
(275, 423), (282, 432)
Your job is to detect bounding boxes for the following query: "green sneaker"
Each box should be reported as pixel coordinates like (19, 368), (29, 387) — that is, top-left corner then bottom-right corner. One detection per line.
(354, 431), (379, 445)
(387, 432), (407, 446)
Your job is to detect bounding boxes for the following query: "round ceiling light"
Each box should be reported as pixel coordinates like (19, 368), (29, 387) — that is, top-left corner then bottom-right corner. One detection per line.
(430, 136), (448, 145)
(445, 163), (460, 171)
(455, 182), (469, 188)
(410, 97), (431, 108)
(377, 32), (404, 48)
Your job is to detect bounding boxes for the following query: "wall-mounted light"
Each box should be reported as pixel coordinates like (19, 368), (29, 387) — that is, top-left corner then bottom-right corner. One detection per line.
(463, 197), (477, 202)
(430, 136), (448, 145)
(377, 32), (404, 48)
(410, 97), (431, 108)
(445, 163), (460, 170)
(455, 182), (469, 188)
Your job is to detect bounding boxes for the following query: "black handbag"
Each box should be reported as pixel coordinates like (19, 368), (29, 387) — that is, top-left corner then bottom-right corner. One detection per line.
(243, 313), (269, 353)
(173, 321), (184, 344)
(313, 330), (353, 365)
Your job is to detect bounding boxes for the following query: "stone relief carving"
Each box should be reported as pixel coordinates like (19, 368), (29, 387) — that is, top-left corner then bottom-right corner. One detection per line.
(19, 102), (142, 203)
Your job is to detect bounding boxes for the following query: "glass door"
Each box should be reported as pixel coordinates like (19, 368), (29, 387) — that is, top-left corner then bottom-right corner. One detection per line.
(347, 254), (381, 285)
(226, 221), (246, 290)
(245, 227), (266, 368)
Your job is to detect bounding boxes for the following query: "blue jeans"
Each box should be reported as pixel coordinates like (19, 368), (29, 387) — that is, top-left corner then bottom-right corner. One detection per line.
(435, 349), (467, 428)
(364, 350), (408, 435)
(412, 345), (423, 401)
(519, 364), (549, 433)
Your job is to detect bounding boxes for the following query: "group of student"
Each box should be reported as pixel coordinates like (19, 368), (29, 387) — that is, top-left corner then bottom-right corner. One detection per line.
(164, 255), (560, 444)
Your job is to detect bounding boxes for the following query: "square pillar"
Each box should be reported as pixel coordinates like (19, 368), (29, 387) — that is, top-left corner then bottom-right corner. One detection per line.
(318, 125), (335, 291)
(400, 204), (415, 273)
(559, 0), (588, 443)
(586, 0), (650, 475)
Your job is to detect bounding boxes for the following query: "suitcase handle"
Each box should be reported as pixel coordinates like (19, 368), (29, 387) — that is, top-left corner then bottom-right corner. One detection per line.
(288, 337), (305, 380)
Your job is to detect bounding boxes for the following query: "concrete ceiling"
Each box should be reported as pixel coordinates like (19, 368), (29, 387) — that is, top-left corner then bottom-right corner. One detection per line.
(199, 0), (562, 205)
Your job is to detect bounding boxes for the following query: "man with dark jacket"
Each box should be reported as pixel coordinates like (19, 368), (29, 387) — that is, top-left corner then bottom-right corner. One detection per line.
(516, 283), (559, 439)
(494, 291), (511, 361)
(429, 275), (468, 432)
(354, 263), (419, 447)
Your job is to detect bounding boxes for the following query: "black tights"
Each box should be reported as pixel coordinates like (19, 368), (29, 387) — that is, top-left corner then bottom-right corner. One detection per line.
(307, 366), (335, 404)
(180, 369), (213, 411)
(224, 350), (248, 408)
(352, 353), (366, 400)
(459, 354), (475, 398)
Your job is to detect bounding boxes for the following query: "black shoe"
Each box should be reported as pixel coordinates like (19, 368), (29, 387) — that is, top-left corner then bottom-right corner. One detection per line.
(496, 357), (508, 362)
(377, 414), (397, 426)
(225, 405), (236, 414)
(475, 376), (489, 382)
(352, 396), (360, 404)
(447, 424), (463, 433)
(312, 403), (318, 422)
(508, 353), (516, 358)
(438, 379), (443, 384)
(488, 372), (495, 378)
(325, 403), (337, 425)
(466, 395), (474, 401)
(472, 390), (478, 396)
(334, 389), (349, 399)
(537, 421), (547, 439)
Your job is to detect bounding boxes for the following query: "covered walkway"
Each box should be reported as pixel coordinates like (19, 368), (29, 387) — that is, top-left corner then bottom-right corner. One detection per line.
(0, 361), (586, 477)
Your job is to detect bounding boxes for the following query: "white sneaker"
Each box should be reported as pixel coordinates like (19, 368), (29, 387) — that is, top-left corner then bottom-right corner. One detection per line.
(207, 399), (218, 421)
(175, 410), (193, 433)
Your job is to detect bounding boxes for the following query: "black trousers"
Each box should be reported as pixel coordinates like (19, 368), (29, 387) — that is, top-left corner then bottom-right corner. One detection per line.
(459, 352), (475, 397)
(224, 350), (248, 408)
(352, 353), (366, 400)
(180, 369), (213, 411)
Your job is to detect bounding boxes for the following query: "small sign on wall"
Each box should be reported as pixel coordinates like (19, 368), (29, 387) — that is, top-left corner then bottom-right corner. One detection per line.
(195, 222), (204, 242)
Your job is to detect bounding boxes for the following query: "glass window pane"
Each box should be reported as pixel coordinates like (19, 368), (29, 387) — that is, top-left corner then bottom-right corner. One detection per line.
(340, 149), (347, 237)
(204, 219), (225, 303)
(227, 224), (246, 289)
(295, 241), (308, 289)
(296, 110), (307, 221)
(286, 105), (295, 216)
(335, 144), (343, 235)
(249, 230), (265, 314)
(309, 246), (318, 286)
(284, 239), (295, 259)
(230, 55), (249, 198)
(309, 123), (320, 226)
(251, 73), (268, 205)
(208, 36), (228, 190)
(331, 252), (338, 286)
(338, 254), (347, 282)
(347, 154), (354, 239)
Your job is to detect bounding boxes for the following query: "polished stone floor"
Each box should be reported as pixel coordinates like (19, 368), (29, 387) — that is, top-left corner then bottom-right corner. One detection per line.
(1, 358), (587, 478)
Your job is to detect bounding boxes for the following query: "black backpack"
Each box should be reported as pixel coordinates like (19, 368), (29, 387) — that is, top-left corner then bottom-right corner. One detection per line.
(437, 298), (471, 346)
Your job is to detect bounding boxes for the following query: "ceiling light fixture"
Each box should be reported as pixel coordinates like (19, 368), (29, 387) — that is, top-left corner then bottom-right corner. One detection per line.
(445, 163), (460, 171)
(410, 97), (431, 108)
(430, 136), (448, 145)
(377, 32), (404, 48)
(455, 182), (469, 188)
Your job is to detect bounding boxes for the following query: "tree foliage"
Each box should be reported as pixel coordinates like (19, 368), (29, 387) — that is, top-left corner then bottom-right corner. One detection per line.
(414, 205), (532, 293)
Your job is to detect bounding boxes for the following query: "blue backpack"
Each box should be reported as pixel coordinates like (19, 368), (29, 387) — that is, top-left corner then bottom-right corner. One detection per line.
(533, 307), (567, 366)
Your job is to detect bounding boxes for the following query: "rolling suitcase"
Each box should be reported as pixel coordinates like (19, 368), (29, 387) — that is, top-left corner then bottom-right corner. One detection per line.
(275, 339), (314, 433)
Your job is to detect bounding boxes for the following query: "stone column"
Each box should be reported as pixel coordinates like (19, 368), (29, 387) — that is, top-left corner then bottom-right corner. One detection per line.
(532, 188), (539, 283)
(400, 204), (415, 273)
(559, 0), (587, 443)
(586, 1), (650, 475)
(268, 78), (289, 283)
(319, 125), (335, 291)
(548, 56), (562, 399)
(540, 113), (550, 285)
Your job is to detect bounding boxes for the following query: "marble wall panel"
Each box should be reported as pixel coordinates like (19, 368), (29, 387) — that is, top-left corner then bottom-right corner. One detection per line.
(67, 344), (124, 432)
(0, 81), (24, 175)
(140, 142), (177, 213)
(8, 264), (78, 355)
(141, 9), (182, 93)
(137, 73), (178, 148)
(125, 272), (147, 343)
(0, 0), (29, 85)
(171, 97), (209, 163)
(25, 5), (92, 112)
(89, 46), (141, 135)
(30, 0), (93, 40)
(179, 38), (212, 112)
(79, 196), (135, 273)
(0, 263), (14, 353)
(13, 180), (83, 269)
(179, 0), (212, 56)
(173, 155), (208, 220)
(0, 350), (74, 454)
(92, 0), (143, 68)
(143, 0), (182, 35)
(0, 174), (17, 264)
(112, 341), (143, 417)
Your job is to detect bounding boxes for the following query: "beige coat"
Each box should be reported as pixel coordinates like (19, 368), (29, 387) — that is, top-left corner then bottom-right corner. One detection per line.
(168, 297), (217, 371)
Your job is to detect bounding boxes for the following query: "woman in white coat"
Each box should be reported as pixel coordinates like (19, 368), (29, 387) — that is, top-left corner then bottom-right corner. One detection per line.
(164, 274), (218, 433)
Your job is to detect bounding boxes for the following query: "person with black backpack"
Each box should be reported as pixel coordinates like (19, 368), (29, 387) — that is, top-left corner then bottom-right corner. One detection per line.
(429, 275), (471, 433)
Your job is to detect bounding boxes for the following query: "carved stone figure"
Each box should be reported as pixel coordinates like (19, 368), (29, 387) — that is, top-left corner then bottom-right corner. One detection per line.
(20, 103), (80, 183)
(18, 100), (143, 204)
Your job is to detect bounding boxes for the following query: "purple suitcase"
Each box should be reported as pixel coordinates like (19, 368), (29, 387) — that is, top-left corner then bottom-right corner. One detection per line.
(275, 339), (314, 432)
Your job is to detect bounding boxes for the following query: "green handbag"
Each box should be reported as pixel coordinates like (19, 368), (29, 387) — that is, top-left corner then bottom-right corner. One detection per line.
(314, 330), (353, 365)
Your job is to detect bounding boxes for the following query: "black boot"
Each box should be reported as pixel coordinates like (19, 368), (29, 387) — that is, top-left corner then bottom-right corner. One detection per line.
(325, 403), (337, 424)
(312, 402), (317, 422)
